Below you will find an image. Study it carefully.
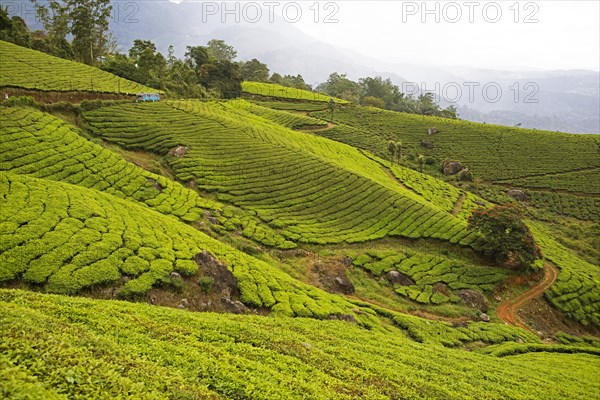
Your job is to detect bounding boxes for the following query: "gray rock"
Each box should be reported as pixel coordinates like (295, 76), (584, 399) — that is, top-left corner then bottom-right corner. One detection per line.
(340, 256), (353, 267)
(386, 271), (415, 286)
(432, 282), (450, 296)
(427, 127), (438, 135)
(421, 140), (434, 149)
(179, 298), (189, 308)
(169, 145), (189, 158)
(332, 276), (355, 295)
(207, 216), (220, 225)
(480, 313), (490, 322)
(221, 297), (247, 314)
(441, 160), (465, 175)
(194, 251), (239, 298)
(177, 304), (187, 310)
(456, 289), (488, 312)
(507, 189), (528, 202)
(170, 272), (181, 279)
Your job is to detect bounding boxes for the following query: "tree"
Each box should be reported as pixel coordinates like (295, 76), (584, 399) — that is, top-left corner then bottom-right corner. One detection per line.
(240, 59), (269, 82)
(206, 39), (237, 62)
(387, 141), (402, 164)
(185, 45), (210, 74)
(363, 96), (385, 109)
(468, 204), (543, 270)
(199, 60), (242, 99)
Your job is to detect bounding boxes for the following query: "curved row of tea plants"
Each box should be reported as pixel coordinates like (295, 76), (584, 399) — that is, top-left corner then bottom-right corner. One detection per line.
(311, 106), (600, 189)
(350, 249), (507, 305)
(0, 106), (294, 249)
(83, 100), (480, 246)
(527, 190), (600, 221)
(529, 221), (600, 327)
(232, 100), (327, 129)
(2, 289), (598, 400)
(242, 81), (347, 103)
(0, 41), (155, 94)
(252, 100), (328, 112)
(0, 173), (363, 320)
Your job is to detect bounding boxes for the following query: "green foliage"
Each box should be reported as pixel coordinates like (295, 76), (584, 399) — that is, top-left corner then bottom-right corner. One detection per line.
(198, 276), (214, 294)
(468, 204), (542, 270)
(83, 100), (476, 246)
(350, 249), (507, 304)
(0, 40), (155, 94)
(242, 82), (348, 103)
(2, 289), (598, 399)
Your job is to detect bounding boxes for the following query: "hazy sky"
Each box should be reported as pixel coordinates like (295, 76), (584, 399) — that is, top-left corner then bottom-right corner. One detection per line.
(290, 1), (600, 71)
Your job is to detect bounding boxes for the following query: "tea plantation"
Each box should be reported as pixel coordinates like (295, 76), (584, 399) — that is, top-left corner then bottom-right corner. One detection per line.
(243, 81), (347, 103)
(0, 40), (155, 94)
(2, 290), (599, 400)
(83, 100), (480, 246)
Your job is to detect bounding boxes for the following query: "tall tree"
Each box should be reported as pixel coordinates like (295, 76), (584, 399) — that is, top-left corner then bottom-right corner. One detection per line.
(206, 39), (237, 62)
(240, 58), (269, 82)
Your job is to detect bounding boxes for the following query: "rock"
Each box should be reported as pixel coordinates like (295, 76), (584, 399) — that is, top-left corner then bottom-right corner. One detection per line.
(507, 189), (528, 202)
(169, 145), (189, 158)
(187, 179), (197, 189)
(385, 271), (415, 286)
(328, 313), (358, 324)
(147, 178), (163, 193)
(177, 304), (186, 309)
(456, 289), (488, 312)
(480, 313), (490, 322)
(179, 298), (189, 308)
(427, 127), (438, 135)
(421, 140), (434, 149)
(220, 297), (247, 314)
(170, 272), (181, 279)
(332, 276), (355, 295)
(194, 251), (239, 298)
(515, 336), (524, 343)
(432, 282), (450, 296)
(149, 295), (156, 305)
(441, 160), (465, 176)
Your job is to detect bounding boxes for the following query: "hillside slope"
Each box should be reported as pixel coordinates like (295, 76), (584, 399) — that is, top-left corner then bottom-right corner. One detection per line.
(83, 100), (480, 246)
(2, 290), (599, 400)
(0, 40), (156, 94)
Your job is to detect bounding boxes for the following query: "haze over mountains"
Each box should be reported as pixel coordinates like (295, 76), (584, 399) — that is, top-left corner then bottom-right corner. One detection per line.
(17, 0), (599, 133)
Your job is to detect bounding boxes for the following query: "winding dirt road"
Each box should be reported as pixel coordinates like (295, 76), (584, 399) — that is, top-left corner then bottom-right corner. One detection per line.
(497, 263), (559, 330)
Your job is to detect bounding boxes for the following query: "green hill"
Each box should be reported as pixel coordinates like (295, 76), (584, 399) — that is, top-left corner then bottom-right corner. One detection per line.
(243, 81), (348, 103)
(0, 40), (156, 94)
(2, 289), (598, 400)
(82, 100), (480, 246)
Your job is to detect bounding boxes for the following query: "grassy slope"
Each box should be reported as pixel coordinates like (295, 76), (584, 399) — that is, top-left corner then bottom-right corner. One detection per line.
(0, 172), (369, 321)
(242, 81), (348, 103)
(83, 100), (479, 246)
(0, 40), (156, 94)
(1, 289), (599, 400)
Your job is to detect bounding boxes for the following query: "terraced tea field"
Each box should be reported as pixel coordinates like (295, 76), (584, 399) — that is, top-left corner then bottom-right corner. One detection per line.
(0, 40), (155, 94)
(311, 107), (600, 191)
(83, 100), (480, 246)
(350, 248), (507, 305)
(243, 81), (347, 103)
(0, 172), (370, 320)
(530, 222), (600, 327)
(2, 290), (599, 400)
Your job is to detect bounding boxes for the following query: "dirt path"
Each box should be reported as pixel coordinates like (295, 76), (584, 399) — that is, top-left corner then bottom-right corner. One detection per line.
(497, 263), (559, 330)
(451, 193), (465, 216)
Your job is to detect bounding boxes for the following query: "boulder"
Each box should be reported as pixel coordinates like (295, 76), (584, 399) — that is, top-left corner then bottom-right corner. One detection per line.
(332, 276), (355, 295)
(432, 282), (450, 296)
(421, 140), (434, 149)
(207, 216), (220, 225)
(169, 145), (189, 158)
(441, 160), (465, 176)
(179, 298), (189, 308)
(427, 127), (438, 135)
(507, 189), (528, 202)
(456, 289), (488, 312)
(220, 297), (247, 314)
(340, 256), (353, 267)
(170, 271), (181, 280)
(479, 313), (490, 322)
(386, 270), (415, 286)
(194, 251), (239, 298)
